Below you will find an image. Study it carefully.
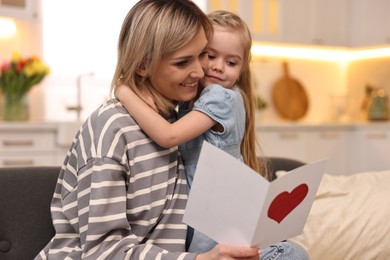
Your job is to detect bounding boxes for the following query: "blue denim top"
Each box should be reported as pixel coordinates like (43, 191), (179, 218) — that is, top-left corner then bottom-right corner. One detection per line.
(178, 84), (245, 189)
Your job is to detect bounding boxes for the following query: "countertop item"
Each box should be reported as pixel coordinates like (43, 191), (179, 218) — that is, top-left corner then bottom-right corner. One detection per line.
(272, 61), (309, 121)
(367, 88), (389, 121)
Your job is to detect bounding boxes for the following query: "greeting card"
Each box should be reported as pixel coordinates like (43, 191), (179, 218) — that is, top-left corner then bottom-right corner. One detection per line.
(183, 141), (328, 248)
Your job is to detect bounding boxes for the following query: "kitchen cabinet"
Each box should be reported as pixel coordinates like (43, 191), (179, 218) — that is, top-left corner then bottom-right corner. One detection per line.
(257, 125), (352, 175)
(0, 125), (58, 167)
(206, 0), (349, 46)
(257, 129), (307, 163)
(306, 130), (351, 175)
(207, 0), (389, 47)
(280, 0), (349, 46)
(277, 0), (311, 45)
(350, 126), (390, 173)
(256, 123), (390, 175)
(206, 0), (283, 43)
(0, 122), (78, 167)
(349, 0), (390, 47)
(0, 0), (38, 20)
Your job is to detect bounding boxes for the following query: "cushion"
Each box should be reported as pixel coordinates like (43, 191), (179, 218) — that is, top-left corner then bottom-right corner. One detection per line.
(289, 170), (390, 259)
(0, 166), (60, 260)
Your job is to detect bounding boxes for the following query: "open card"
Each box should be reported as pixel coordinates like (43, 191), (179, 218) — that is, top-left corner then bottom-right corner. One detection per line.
(183, 141), (328, 249)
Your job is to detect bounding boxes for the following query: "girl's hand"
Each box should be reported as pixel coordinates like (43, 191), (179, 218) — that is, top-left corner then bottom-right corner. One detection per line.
(115, 84), (158, 112)
(196, 244), (260, 260)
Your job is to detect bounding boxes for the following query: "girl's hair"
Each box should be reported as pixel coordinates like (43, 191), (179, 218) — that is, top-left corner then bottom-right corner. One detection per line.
(208, 10), (269, 180)
(111, 0), (213, 116)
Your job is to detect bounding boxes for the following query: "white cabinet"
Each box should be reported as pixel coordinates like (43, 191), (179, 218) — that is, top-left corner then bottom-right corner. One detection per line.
(350, 127), (390, 173)
(207, 0), (349, 46)
(0, 126), (58, 167)
(206, 0), (283, 43)
(207, 0), (390, 47)
(257, 129), (307, 162)
(280, 0), (349, 46)
(309, 0), (349, 46)
(0, 122), (76, 167)
(257, 127), (351, 175)
(349, 0), (390, 47)
(280, 0), (390, 47)
(0, 0), (38, 20)
(306, 130), (351, 175)
(278, 0), (311, 45)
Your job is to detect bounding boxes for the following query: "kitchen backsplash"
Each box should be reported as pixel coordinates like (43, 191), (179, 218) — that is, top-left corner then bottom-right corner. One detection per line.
(253, 56), (390, 124)
(252, 58), (344, 123)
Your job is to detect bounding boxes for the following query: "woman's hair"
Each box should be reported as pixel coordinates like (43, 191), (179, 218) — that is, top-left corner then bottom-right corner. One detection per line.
(111, 0), (213, 115)
(208, 10), (269, 180)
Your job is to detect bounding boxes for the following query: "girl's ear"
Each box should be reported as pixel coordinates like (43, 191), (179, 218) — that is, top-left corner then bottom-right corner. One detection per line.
(136, 63), (147, 77)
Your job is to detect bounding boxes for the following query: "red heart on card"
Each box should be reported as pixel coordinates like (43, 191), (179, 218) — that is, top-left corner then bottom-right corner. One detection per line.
(268, 184), (309, 224)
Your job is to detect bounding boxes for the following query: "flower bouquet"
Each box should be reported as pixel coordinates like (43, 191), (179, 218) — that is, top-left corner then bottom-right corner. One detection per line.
(0, 52), (50, 121)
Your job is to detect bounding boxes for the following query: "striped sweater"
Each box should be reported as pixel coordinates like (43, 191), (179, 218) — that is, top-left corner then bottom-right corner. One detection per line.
(35, 99), (196, 260)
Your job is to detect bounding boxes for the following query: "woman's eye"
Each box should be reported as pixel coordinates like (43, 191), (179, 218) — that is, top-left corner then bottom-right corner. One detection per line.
(175, 60), (188, 67)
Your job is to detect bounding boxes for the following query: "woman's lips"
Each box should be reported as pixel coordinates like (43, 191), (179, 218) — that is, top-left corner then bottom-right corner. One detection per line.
(180, 81), (198, 88)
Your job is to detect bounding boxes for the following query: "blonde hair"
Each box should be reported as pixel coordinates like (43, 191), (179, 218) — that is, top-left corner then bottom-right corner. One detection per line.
(111, 0), (213, 115)
(208, 10), (269, 180)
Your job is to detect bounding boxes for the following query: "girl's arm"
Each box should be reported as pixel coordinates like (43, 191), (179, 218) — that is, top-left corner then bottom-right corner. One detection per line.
(115, 84), (216, 148)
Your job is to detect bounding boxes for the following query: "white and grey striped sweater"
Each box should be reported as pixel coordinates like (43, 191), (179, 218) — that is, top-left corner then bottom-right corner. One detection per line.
(35, 99), (195, 260)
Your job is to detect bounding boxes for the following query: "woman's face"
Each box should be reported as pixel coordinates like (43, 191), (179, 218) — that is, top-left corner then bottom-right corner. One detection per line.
(148, 28), (209, 102)
(201, 26), (244, 89)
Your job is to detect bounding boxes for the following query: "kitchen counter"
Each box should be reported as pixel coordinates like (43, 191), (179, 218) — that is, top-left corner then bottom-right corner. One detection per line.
(256, 120), (390, 175)
(2, 119), (390, 131)
(2, 119), (390, 135)
(0, 121), (58, 131)
(1, 120), (390, 171)
(0, 121), (82, 167)
(256, 121), (390, 131)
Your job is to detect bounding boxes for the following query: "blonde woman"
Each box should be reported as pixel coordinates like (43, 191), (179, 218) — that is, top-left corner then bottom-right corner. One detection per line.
(35, 1), (260, 259)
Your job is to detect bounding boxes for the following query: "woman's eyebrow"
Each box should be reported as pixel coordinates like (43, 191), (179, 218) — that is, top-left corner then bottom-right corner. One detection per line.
(172, 55), (192, 60)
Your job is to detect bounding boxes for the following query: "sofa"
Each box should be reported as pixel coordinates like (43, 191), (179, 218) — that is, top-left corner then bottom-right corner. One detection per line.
(0, 157), (304, 260)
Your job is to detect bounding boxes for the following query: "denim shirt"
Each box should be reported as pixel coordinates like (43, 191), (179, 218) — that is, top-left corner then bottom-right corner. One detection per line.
(178, 84), (245, 189)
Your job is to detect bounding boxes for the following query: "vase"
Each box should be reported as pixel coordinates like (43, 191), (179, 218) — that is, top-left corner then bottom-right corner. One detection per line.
(1, 93), (29, 121)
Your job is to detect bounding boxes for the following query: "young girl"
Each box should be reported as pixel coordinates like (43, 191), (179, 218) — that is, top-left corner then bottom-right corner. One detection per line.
(116, 9), (269, 253)
(116, 10), (268, 180)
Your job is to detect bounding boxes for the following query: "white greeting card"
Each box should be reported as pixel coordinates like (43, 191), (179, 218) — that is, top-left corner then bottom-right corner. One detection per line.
(183, 141), (328, 249)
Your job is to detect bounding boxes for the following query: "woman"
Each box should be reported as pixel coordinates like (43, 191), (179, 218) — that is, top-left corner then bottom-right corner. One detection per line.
(35, 0), (259, 259)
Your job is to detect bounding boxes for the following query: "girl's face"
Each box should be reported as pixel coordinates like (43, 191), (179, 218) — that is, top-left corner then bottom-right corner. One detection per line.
(148, 28), (209, 102)
(201, 26), (244, 89)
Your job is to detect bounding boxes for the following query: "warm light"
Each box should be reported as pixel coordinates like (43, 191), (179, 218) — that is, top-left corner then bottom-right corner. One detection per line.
(0, 17), (17, 38)
(350, 47), (390, 60)
(252, 43), (390, 63)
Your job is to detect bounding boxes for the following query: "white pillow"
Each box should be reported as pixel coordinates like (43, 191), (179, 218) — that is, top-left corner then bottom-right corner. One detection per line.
(289, 170), (390, 260)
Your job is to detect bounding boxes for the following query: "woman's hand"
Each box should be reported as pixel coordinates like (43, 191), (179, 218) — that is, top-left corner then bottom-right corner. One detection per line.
(196, 244), (260, 260)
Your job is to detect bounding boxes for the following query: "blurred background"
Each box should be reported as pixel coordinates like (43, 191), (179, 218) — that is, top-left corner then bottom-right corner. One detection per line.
(1, 0), (390, 173)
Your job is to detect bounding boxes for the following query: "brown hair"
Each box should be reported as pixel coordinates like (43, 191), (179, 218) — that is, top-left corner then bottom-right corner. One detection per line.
(208, 10), (269, 180)
(111, 0), (213, 115)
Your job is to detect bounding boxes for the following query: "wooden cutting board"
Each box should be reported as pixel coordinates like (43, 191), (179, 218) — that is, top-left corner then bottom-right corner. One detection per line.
(272, 62), (309, 120)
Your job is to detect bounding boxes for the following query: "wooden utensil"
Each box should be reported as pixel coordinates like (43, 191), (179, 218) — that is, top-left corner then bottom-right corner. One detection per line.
(272, 61), (309, 120)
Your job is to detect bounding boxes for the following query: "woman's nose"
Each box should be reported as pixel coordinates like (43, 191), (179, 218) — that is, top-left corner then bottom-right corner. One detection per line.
(191, 60), (206, 79)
